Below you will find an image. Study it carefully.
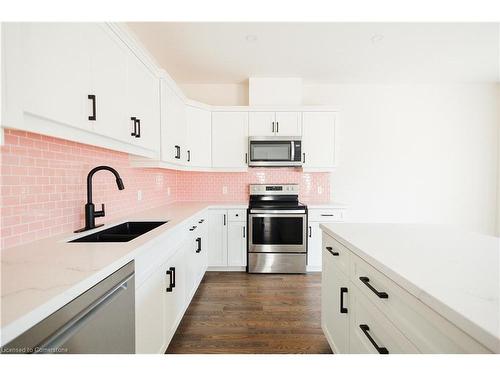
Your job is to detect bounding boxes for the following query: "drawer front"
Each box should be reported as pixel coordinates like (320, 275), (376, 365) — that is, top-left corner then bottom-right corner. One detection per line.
(309, 209), (344, 222)
(349, 283), (419, 354)
(227, 209), (246, 222)
(322, 234), (350, 276)
(351, 254), (490, 353)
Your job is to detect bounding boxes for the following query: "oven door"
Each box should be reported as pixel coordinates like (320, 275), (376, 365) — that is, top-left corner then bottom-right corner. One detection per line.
(248, 212), (307, 253)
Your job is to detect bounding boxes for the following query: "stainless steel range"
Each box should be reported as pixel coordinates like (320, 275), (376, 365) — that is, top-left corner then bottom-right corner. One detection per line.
(247, 184), (307, 274)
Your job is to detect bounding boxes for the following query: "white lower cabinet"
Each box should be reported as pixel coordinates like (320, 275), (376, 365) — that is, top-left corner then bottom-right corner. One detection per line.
(135, 261), (167, 354)
(227, 215), (247, 267)
(321, 246), (349, 353)
(135, 214), (208, 354)
(208, 208), (247, 269)
(307, 208), (346, 271)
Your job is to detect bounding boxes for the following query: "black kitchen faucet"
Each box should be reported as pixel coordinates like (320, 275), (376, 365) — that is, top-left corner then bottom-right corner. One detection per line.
(75, 166), (125, 233)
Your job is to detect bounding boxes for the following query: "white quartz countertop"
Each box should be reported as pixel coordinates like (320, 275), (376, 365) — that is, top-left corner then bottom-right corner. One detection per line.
(320, 223), (500, 353)
(0, 201), (247, 345)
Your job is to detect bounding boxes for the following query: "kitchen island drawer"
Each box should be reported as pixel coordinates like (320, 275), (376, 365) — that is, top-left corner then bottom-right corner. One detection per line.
(322, 233), (350, 276)
(350, 254), (491, 353)
(349, 283), (419, 354)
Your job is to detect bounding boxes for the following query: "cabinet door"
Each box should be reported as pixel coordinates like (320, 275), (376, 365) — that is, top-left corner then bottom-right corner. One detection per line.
(196, 217), (209, 278)
(162, 85), (187, 164)
(275, 112), (301, 136)
(207, 210), (228, 266)
(211, 112), (248, 169)
(248, 112), (275, 136)
(127, 55), (160, 154)
(227, 221), (247, 267)
(307, 222), (322, 271)
(322, 247), (349, 353)
(20, 23), (91, 131)
(186, 106), (212, 167)
(88, 24), (129, 143)
(164, 246), (186, 341)
(135, 266), (165, 354)
(302, 112), (336, 168)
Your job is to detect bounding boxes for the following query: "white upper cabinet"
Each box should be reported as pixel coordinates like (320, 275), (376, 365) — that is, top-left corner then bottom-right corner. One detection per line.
(127, 54), (160, 154)
(302, 112), (336, 170)
(274, 112), (302, 136)
(248, 112), (275, 136)
(186, 105), (212, 168)
(162, 84), (187, 165)
(2, 23), (161, 158)
(16, 23), (91, 131)
(211, 112), (249, 169)
(88, 24), (129, 143)
(249, 111), (301, 136)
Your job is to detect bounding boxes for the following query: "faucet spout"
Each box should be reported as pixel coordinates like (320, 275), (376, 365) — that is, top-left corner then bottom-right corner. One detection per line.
(75, 166), (125, 233)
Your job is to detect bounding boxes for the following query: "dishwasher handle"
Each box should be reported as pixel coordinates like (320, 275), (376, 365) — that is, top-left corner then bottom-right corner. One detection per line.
(35, 273), (134, 353)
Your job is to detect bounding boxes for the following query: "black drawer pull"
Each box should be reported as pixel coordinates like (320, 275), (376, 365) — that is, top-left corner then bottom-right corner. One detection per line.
(135, 118), (141, 138)
(196, 237), (202, 253)
(189, 225), (197, 231)
(174, 145), (180, 159)
(326, 246), (339, 256)
(308, 226), (312, 238)
(198, 219), (204, 224)
(321, 214), (334, 217)
(88, 94), (96, 121)
(359, 324), (389, 354)
(340, 287), (348, 314)
(130, 117), (137, 136)
(187, 150), (191, 162)
(359, 276), (388, 299)
(166, 267), (175, 292)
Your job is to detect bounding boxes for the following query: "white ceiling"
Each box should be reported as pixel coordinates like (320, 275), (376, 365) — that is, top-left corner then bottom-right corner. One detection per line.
(127, 22), (500, 84)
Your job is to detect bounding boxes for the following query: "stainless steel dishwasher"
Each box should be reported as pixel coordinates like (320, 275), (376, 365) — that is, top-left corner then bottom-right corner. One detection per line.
(2, 261), (135, 354)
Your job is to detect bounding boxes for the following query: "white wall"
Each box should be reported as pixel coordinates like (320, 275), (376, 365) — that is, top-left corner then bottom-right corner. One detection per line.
(181, 83), (249, 106)
(181, 83), (500, 236)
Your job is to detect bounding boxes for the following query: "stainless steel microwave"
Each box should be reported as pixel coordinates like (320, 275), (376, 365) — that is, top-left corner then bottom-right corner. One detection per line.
(248, 136), (302, 167)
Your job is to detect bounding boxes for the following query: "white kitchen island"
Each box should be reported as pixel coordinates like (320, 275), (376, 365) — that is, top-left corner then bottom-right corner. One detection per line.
(320, 223), (500, 354)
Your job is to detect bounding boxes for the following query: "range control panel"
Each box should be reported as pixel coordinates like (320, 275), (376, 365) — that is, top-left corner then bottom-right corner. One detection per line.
(249, 184), (299, 196)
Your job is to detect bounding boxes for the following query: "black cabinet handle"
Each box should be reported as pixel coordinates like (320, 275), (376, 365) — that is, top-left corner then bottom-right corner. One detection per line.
(189, 225), (197, 231)
(166, 267), (174, 292)
(245, 152), (248, 164)
(187, 150), (191, 162)
(359, 277), (388, 299)
(243, 226), (246, 238)
(88, 94), (96, 121)
(196, 237), (202, 253)
(174, 145), (180, 159)
(359, 324), (389, 354)
(326, 246), (339, 256)
(276, 121), (279, 133)
(340, 287), (348, 314)
(302, 153), (306, 163)
(308, 226), (312, 238)
(223, 214), (226, 226)
(130, 117), (136, 136)
(321, 214), (334, 217)
(135, 119), (141, 138)
(171, 266), (176, 288)
(198, 219), (204, 224)
(272, 121), (275, 133)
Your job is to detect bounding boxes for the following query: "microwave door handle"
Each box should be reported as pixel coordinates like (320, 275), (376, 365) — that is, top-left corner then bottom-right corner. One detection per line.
(291, 141), (295, 161)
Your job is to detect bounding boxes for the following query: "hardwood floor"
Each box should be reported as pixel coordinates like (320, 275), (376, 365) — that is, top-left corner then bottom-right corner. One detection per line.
(166, 271), (332, 354)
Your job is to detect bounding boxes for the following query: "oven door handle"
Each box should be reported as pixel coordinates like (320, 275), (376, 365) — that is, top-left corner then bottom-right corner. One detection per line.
(249, 210), (306, 215)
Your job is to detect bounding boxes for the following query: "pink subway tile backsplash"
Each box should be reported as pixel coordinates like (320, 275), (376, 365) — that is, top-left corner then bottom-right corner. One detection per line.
(1, 129), (331, 249)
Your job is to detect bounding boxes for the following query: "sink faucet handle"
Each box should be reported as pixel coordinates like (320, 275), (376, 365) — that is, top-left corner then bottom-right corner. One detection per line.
(95, 203), (105, 218)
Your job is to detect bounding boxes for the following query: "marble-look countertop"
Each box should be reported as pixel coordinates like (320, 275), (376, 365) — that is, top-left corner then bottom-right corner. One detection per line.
(0, 201), (247, 346)
(320, 223), (500, 353)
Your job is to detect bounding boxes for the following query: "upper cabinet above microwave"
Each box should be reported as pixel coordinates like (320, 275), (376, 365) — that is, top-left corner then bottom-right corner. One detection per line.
(248, 112), (302, 137)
